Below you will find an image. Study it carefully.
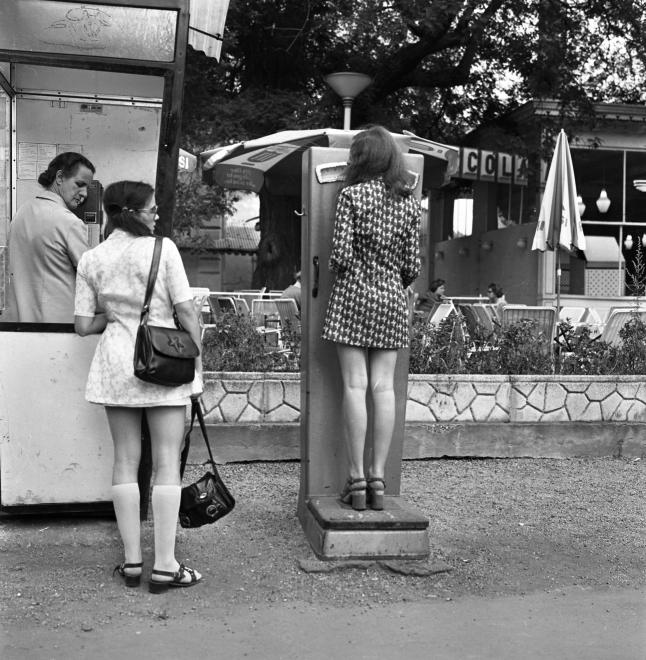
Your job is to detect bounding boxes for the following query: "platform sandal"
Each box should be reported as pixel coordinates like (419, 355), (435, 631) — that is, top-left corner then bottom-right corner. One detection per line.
(339, 477), (367, 511)
(113, 562), (143, 588)
(149, 563), (202, 594)
(367, 477), (386, 510)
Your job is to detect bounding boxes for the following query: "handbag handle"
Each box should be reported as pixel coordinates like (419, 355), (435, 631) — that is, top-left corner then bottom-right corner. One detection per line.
(180, 396), (222, 480)
(140, 237), (163, 324)
(139, 236), (184, 331)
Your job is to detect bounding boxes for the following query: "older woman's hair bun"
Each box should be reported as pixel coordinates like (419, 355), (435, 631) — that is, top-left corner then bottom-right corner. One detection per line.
(38, 152), (95, 188)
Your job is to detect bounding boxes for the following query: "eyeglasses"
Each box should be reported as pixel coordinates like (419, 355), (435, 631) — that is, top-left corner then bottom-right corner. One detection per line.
(138, 205), (158, 215)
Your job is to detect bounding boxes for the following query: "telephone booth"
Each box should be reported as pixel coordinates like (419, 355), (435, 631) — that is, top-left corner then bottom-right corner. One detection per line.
(0, 0), (228, 511)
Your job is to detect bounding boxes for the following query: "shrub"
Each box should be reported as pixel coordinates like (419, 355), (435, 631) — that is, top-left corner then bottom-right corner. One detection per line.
(201, 313), (300, 372)
(557, 322), (618, 375)
(409, 316), (467, 374)
(201, 310), (646, 376)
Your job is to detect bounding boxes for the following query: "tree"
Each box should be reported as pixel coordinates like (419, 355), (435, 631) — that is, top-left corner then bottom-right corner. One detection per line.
(179, 0), (646, 287)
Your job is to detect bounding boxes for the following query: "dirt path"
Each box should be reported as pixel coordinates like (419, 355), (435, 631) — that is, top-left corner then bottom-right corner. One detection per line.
(1, 458), (645, 658)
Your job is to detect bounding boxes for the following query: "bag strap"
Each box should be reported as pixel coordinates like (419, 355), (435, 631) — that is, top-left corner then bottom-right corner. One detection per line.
(140, 237), (163, 324)
(180, 396), (222, 480)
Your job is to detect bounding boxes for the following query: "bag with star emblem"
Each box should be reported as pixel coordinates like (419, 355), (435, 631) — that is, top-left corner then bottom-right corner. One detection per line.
(134, 237), (200, 387)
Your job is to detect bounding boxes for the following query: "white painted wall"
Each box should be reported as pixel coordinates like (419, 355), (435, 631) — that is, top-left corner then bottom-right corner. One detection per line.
(0, 332), (113, 506)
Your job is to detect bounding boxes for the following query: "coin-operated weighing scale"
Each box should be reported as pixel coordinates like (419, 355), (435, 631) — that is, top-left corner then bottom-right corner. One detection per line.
(0, 0), (229, 512)
(297, 144), (430, 560)
(203, 128), (457, 559)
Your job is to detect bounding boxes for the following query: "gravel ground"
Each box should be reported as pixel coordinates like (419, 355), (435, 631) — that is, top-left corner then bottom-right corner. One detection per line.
(0, 457), (644, 632)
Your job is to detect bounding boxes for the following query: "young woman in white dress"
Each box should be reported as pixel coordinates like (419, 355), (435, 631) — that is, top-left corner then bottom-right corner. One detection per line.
(74, 180), (203, 593)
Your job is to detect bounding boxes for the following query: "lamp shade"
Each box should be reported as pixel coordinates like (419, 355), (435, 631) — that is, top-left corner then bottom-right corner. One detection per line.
(596, 189), (611, 213)
(576, 195), (585, 216)
(624, 234), (633, 250)
(324, 72), (372, 100)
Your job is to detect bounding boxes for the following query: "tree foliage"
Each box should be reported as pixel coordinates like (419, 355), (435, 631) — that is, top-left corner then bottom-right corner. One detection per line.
(178, 0), (646, 284)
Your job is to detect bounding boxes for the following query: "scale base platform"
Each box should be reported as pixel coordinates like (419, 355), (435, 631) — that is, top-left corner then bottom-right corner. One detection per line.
(300, 495), (429, 560)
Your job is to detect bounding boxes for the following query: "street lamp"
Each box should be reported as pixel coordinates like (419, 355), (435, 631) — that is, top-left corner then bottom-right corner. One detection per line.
(324, 72), (372, 130)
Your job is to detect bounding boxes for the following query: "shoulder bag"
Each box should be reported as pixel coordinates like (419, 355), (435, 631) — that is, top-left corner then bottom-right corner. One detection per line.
(134, 236), (200, 387)
(179, 396), (235, 528)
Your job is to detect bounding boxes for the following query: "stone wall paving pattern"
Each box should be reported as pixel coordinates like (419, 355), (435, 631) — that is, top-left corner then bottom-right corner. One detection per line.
(201, 373), (646, 425)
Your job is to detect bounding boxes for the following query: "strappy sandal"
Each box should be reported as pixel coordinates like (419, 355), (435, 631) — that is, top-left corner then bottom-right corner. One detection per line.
(113, 562), (143, 588)
(339, 477), (367, 511)
(367, 477), (386, 510)
(149, 563), (202, 594)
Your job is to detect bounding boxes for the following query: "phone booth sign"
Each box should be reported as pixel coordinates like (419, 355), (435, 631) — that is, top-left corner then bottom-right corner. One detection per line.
(0, 0), (228, 511)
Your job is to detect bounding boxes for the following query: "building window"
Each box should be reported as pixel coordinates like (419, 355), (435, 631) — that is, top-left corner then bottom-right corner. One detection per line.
(572, 147), (646, 296)
(452, 195), (473, 238)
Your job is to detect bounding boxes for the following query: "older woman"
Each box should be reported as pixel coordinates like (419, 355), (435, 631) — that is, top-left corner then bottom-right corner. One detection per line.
(7, 152), (95, 322)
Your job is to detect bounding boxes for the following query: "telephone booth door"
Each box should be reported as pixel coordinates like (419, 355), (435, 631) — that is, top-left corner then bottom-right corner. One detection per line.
(298, 146), (429, 559)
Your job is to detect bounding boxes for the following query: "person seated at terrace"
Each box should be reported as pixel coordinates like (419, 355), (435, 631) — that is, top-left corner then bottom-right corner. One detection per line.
(416, 279), (447, 313)
(486, 282), (507, 318)
(281, 269), (301, 310)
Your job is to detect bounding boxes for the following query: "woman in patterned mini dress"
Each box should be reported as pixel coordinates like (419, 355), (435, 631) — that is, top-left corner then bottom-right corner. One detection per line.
(322, 125), (421, 511)
(74, 181), (203, 593)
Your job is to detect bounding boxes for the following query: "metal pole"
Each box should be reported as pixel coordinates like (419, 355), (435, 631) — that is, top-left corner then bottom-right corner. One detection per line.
(342, 100), (352, 131)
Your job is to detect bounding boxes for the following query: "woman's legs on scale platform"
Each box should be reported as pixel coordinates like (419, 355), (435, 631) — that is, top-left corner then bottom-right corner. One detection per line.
(335, 344), (398, 510)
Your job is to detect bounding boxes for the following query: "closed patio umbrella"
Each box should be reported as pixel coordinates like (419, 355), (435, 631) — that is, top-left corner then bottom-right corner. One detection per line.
(532, 129), (586, 311)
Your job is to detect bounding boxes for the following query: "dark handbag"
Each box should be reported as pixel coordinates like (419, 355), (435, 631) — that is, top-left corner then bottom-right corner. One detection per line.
(179, 397), (235, 528)
(134, 237), (199, 387)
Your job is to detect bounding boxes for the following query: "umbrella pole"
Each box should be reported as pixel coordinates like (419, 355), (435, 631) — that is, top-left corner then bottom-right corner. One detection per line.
(555, 250), (561, 374)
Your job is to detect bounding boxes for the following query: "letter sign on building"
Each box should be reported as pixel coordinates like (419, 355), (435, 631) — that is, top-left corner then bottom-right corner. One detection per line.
(457, 147), (527, 186)
(480, 150), (497, 182)
(460, 147), (479, 180)
(497, 152), (513, 184)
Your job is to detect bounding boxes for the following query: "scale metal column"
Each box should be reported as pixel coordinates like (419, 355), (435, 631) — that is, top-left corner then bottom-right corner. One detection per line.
(297, 146), (429, 560)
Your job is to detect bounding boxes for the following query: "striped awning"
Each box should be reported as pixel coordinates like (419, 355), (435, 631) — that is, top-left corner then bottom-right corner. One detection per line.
(189, 0), (230, 61)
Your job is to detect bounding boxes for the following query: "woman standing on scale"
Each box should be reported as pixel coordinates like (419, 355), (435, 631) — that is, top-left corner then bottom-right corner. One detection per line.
(322, 126), (421, 511)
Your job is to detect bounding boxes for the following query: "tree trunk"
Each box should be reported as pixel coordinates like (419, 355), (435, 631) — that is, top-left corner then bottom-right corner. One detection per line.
(252, 189), (302, 290)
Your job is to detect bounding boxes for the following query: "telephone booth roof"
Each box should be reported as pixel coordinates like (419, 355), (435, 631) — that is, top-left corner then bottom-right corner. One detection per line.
(200, 128), (460, 194)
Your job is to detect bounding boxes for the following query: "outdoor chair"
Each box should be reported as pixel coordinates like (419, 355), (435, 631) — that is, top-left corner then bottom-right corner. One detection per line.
(190, 287), (211, 325)
(473, 304), (498, 335)
(272, 298), (301, 333)
(599, 309), (646, 347)
(427, 302), (456, 325)
(501, 305), (557, 356)
(559, 306), (586, 324)
(208, 294), (237, 320)
(251, 299), (281, 328)
(232, 297), (250, 316)
(249, 299), (284, 348)
(458, 304), (485, 340)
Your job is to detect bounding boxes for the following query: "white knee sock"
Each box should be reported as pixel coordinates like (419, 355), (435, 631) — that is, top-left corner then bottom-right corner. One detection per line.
(111, 483), (141, 566)
(152, 484), (181, 571)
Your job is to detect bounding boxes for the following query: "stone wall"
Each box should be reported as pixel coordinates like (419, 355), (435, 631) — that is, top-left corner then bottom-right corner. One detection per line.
(200, 372), (646, 462)
(406, 374), (646, 423)
(202, 372), (300, 423)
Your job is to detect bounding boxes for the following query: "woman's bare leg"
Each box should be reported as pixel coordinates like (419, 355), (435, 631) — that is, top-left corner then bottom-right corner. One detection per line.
(336, 344), (369, 480)
(367, 349), (398, 479)
(105, 407), (143, 572)
(146, 405), (201, 584)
